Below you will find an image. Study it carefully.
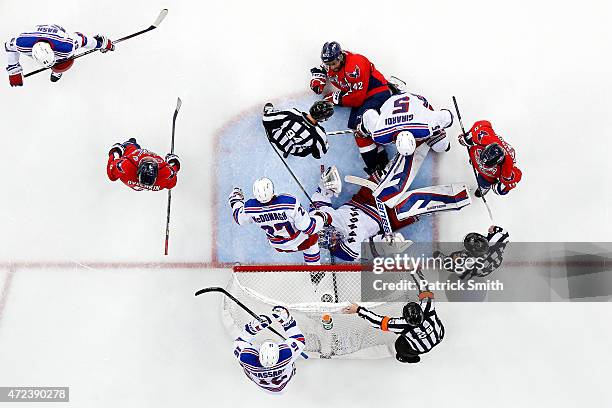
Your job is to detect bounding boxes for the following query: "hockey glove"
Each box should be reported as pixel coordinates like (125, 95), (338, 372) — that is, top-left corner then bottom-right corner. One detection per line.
(94, 35), (115, 53)
(228, 187), (244, 207)
(458, 132), (474, 147)
(165, 153), (181, 171)
(245, 315), (272, 335)
(318, 165), (342, 197)
(311, 210), (332, 226)
(271, 306), (295, 328)
(9, 73), (23, 87)
(324, 90), (342, 105)
(108, 143), (125, 158)
(310, 67), (327, 94)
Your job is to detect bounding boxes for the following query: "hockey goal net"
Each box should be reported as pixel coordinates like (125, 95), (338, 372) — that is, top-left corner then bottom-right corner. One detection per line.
(222, 264), (413, 359)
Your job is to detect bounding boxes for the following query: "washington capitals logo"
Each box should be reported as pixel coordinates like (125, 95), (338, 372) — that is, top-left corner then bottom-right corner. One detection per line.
(347, 65), (360, 79)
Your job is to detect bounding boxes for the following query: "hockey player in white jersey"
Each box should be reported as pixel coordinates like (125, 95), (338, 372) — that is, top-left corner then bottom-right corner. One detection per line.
(312, 166), (471, 261)
(233, 306), (306, 393)
(355, 92), (454, 208)
(5, 24), (115, 86)
(229, 177), (329, 264)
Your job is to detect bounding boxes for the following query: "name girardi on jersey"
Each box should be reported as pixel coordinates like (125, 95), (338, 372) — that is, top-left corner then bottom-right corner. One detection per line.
(385, 114), (414, 126)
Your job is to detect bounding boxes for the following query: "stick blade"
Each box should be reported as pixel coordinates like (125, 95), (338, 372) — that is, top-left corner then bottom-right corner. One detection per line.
(175, 97), (182, 112)
(195, 287), (225, 296)
(153, 9), (169, 27)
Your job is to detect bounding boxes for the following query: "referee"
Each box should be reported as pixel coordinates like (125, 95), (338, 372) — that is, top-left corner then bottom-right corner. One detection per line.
(262, 101), (333, 159)
(343, 271), (444, 363)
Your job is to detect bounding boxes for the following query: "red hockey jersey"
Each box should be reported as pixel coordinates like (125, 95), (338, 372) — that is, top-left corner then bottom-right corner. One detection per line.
(467, 120), (521, 190)
(107, 144), (179, 191)
(325, 51), (389, 107)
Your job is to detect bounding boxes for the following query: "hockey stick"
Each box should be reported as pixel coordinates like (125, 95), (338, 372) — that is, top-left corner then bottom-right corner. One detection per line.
(343, 175), (394, 238)
(319, 165), (339, 303)
(264, 131), (315, 205)
(164, 97), (182, 255)
(452, 96), (494, 221)
(326, 129), (354, 136)
(195, 287), (309, 360)
(24, 9), (168, 78)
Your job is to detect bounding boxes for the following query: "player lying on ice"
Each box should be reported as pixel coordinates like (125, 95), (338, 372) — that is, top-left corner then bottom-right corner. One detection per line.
(310, 166), (471, 262)
(107, 138), (180, 191)
(458, 120), (522, 197)
(233, 306), (305, 393)
(343, 268), (444, 364)
(262, 101), (334, 159)
(229, 178), (330, 265)
(5, 24), (114, 86)
(309, 41), (392, 173)
(354, 91), (455, 207)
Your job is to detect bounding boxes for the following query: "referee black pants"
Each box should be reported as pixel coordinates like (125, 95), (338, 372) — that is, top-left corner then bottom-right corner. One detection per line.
(395, 335), (421, 363)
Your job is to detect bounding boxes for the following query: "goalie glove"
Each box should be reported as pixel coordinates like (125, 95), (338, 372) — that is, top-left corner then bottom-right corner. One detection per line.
(245, 315), (272, 335)
(310, 67), (327, 95)
(271, 306), (295, 329)
(311, 209), (332, 226)
(318, 165), (342, 197)
(370, 232), (413, 256)
(228, 187), (244, 207)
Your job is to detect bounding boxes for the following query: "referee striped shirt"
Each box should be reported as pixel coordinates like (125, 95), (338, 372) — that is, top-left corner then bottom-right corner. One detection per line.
(357, 292), (445, 354)
(464, 226), (510, 279)
(262, 108), (329, 159)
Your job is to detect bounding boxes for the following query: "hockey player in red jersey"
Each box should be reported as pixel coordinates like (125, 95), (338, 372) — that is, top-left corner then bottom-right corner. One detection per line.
(458, 120), (522, 197)
(107, 138), (180, 191)
(309, 41), (391, 174)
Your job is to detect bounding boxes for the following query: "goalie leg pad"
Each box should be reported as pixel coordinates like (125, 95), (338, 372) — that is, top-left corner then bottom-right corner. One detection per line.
(373, 143), (431, 208)
(394, 184), (472, 220)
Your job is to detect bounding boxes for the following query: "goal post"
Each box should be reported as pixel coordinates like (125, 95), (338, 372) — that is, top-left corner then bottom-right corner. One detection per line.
(221, 263), (413, 359)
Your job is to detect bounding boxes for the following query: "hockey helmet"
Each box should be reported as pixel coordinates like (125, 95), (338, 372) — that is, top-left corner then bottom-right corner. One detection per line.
(463, 232), (489, 257)
(32, 42), (55, 68)
(402, 302), (424, 326)
(253, 177), (274, 203)
(310, 100), (334, 122)
(396, 131), (416, 156)
(480, 143), (505, 167)
(259, 341), (280, 368)
(137, 158), (159, 186)
(321, 41), (343, 64)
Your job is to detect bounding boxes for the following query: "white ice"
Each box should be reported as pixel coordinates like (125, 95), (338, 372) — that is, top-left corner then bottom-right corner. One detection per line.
(0, 0), (611, 406)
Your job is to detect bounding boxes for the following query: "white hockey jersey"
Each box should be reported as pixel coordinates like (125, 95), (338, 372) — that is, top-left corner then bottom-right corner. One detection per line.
(366, 92), (453, 148)
(5, 24), (98, 74)
(311, 190), (381, 261)
(231, 194), (323, 251)
(233, 322), (305, 393)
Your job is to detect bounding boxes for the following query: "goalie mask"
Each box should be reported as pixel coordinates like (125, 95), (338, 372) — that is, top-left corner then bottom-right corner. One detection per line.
(402, 302), (424, 326)
(318, 224), (345, 251)
(463, 232), (489, 257)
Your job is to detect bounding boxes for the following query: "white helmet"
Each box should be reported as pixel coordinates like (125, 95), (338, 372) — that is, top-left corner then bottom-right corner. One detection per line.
(32, 42), (55, 68)
(396, 131), (416, 156)
(259, 341), (280, 368)
(253, 177), (274, 203)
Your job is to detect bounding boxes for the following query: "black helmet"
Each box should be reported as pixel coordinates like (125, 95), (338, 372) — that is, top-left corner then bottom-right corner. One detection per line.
(137, 158), (159, 186)
(310, 100), (334, 122)
(480, 143), (505, 167)
(402, 302), (424, 326)
(463, 232), (489, 257)
(321, 41), (342, 63)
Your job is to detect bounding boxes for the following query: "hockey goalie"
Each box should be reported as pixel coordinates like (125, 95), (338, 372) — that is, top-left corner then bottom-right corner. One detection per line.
(310, 166), (471, 262)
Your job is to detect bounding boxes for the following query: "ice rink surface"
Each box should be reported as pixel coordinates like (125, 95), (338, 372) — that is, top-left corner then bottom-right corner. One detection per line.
(1, 0), (611, 406)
